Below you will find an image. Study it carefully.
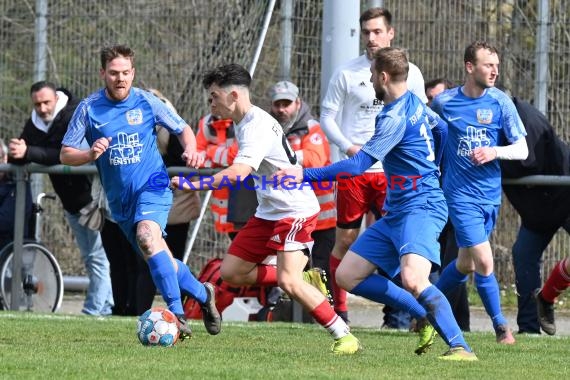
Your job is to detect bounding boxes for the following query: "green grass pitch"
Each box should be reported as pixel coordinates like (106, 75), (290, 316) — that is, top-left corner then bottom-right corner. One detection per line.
(0, 312), (568, 379)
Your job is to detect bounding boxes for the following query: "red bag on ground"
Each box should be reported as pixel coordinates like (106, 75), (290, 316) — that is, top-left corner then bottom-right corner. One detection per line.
(184, 258), (268, 319)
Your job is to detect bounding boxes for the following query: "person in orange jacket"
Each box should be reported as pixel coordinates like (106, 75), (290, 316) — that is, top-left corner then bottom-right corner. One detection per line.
(196, 114), (239, 236)
(196, 113), (261, 240)
(269, 81), (337, 293)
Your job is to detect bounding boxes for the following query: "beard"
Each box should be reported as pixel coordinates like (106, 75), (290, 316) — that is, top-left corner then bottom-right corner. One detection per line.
(39, 113), (55, 123)
(474, 76), (495, 90)
(375, 87), (386, 103)
(277, 108), (299, 134)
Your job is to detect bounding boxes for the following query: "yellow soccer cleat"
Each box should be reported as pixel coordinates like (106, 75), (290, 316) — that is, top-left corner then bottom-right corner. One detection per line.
(415, 318), (437, 355)
(438, 347), (478, 361)
(303, 267), (333, 305)
(331, 333), (362, 355)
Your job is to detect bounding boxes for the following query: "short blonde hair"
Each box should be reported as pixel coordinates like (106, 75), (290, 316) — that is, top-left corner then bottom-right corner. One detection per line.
(372, 47), (409, 82)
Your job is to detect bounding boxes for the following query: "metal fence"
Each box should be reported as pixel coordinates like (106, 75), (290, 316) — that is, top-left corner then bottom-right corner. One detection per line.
(1, 0), (569, 286)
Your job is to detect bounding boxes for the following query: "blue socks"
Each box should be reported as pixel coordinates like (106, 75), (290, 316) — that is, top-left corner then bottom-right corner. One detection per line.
(436, 259), (468, 294)
(437, 259), (507, 330)
(475, 272), (507, 328)
(147, 251), (183, 315)
(175, 259), (207, 304)
(418, 285), (471, 352)
(147, 252), (208, 315)
(352, 274), (473, 352)
(351, 273), (426, 319)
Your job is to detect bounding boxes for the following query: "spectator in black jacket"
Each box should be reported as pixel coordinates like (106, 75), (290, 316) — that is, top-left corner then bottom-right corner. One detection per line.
(501, 97), (570, 334)
(8, 81), (113, 316)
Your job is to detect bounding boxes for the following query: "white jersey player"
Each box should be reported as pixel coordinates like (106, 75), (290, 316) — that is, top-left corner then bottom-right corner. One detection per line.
(171, 63), (362, 355)
(232, 106), (319, 221)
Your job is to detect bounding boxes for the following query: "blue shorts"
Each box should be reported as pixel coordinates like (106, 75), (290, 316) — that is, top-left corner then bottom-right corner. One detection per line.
(350, 200), (447, 278)
(117, 188), (172, 255)
(448, 202), (499, 248)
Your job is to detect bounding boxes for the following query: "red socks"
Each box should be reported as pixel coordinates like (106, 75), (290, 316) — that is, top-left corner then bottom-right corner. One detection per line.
(310, 299), (338, 326)
(255, 265), (278, 286)
(542, 258), (570, 303)
(329, 255), (347, 313)
(310, 300), (350, 339)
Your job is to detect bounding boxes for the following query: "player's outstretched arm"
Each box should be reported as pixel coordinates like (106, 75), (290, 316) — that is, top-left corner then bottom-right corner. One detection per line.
(275, 150), (376, 186)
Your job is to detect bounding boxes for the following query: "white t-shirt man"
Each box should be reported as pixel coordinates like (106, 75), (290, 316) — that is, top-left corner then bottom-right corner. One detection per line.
(321, 53), (428, 171)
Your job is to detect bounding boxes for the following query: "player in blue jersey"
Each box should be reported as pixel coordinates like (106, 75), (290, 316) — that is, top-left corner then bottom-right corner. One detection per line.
(431, 41), (528, 345)
(60, 44), (221, 339)
(277, 47), (476, 361)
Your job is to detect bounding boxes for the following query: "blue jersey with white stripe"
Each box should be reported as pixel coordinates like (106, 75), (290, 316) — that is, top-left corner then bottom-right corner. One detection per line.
(361, 91), (446, 212)
(431, 87), (526, 205)
(62, 87), (187, 221)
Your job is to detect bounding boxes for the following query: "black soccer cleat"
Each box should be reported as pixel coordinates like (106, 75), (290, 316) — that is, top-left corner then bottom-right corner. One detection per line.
(535, 288), (556, 335)
(200, 282), (222, 335)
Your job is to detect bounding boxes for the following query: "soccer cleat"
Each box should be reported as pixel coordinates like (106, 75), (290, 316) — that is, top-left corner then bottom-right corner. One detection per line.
(438, 346), (478, 361)
(535, 288), (556, 335)
(495, 324), (516, 344)
(331, 333), (362, 354)
(176, 314), (193, 341)
(200, 282), (222, 335)
(303, 267), (333, 305)
(415, 318), (437, 355)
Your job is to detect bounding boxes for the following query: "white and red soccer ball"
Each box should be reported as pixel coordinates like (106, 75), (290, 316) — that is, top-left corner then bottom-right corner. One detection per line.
(137, 307), (180, 347)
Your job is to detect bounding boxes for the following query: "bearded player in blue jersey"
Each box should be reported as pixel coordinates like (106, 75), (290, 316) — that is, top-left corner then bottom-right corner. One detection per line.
(277, 47), (476, 361)
(431, 41), (528, 345)
(60, 44), (221, 339)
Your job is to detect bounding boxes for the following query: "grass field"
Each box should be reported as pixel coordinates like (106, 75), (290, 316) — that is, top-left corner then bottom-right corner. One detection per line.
(1, 312), (569, 379)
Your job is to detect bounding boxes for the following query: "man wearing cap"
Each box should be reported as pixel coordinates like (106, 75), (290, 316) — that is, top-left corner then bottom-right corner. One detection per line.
(269, 81), (336, 295)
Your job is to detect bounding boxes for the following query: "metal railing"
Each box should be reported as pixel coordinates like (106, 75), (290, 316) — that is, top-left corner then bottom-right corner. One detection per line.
(0, 163), (218, 310)
(1, 162), (568, 311)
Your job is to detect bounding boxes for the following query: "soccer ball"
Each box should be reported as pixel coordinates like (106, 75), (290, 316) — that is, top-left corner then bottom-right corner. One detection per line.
(137, 307), (180, 347)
